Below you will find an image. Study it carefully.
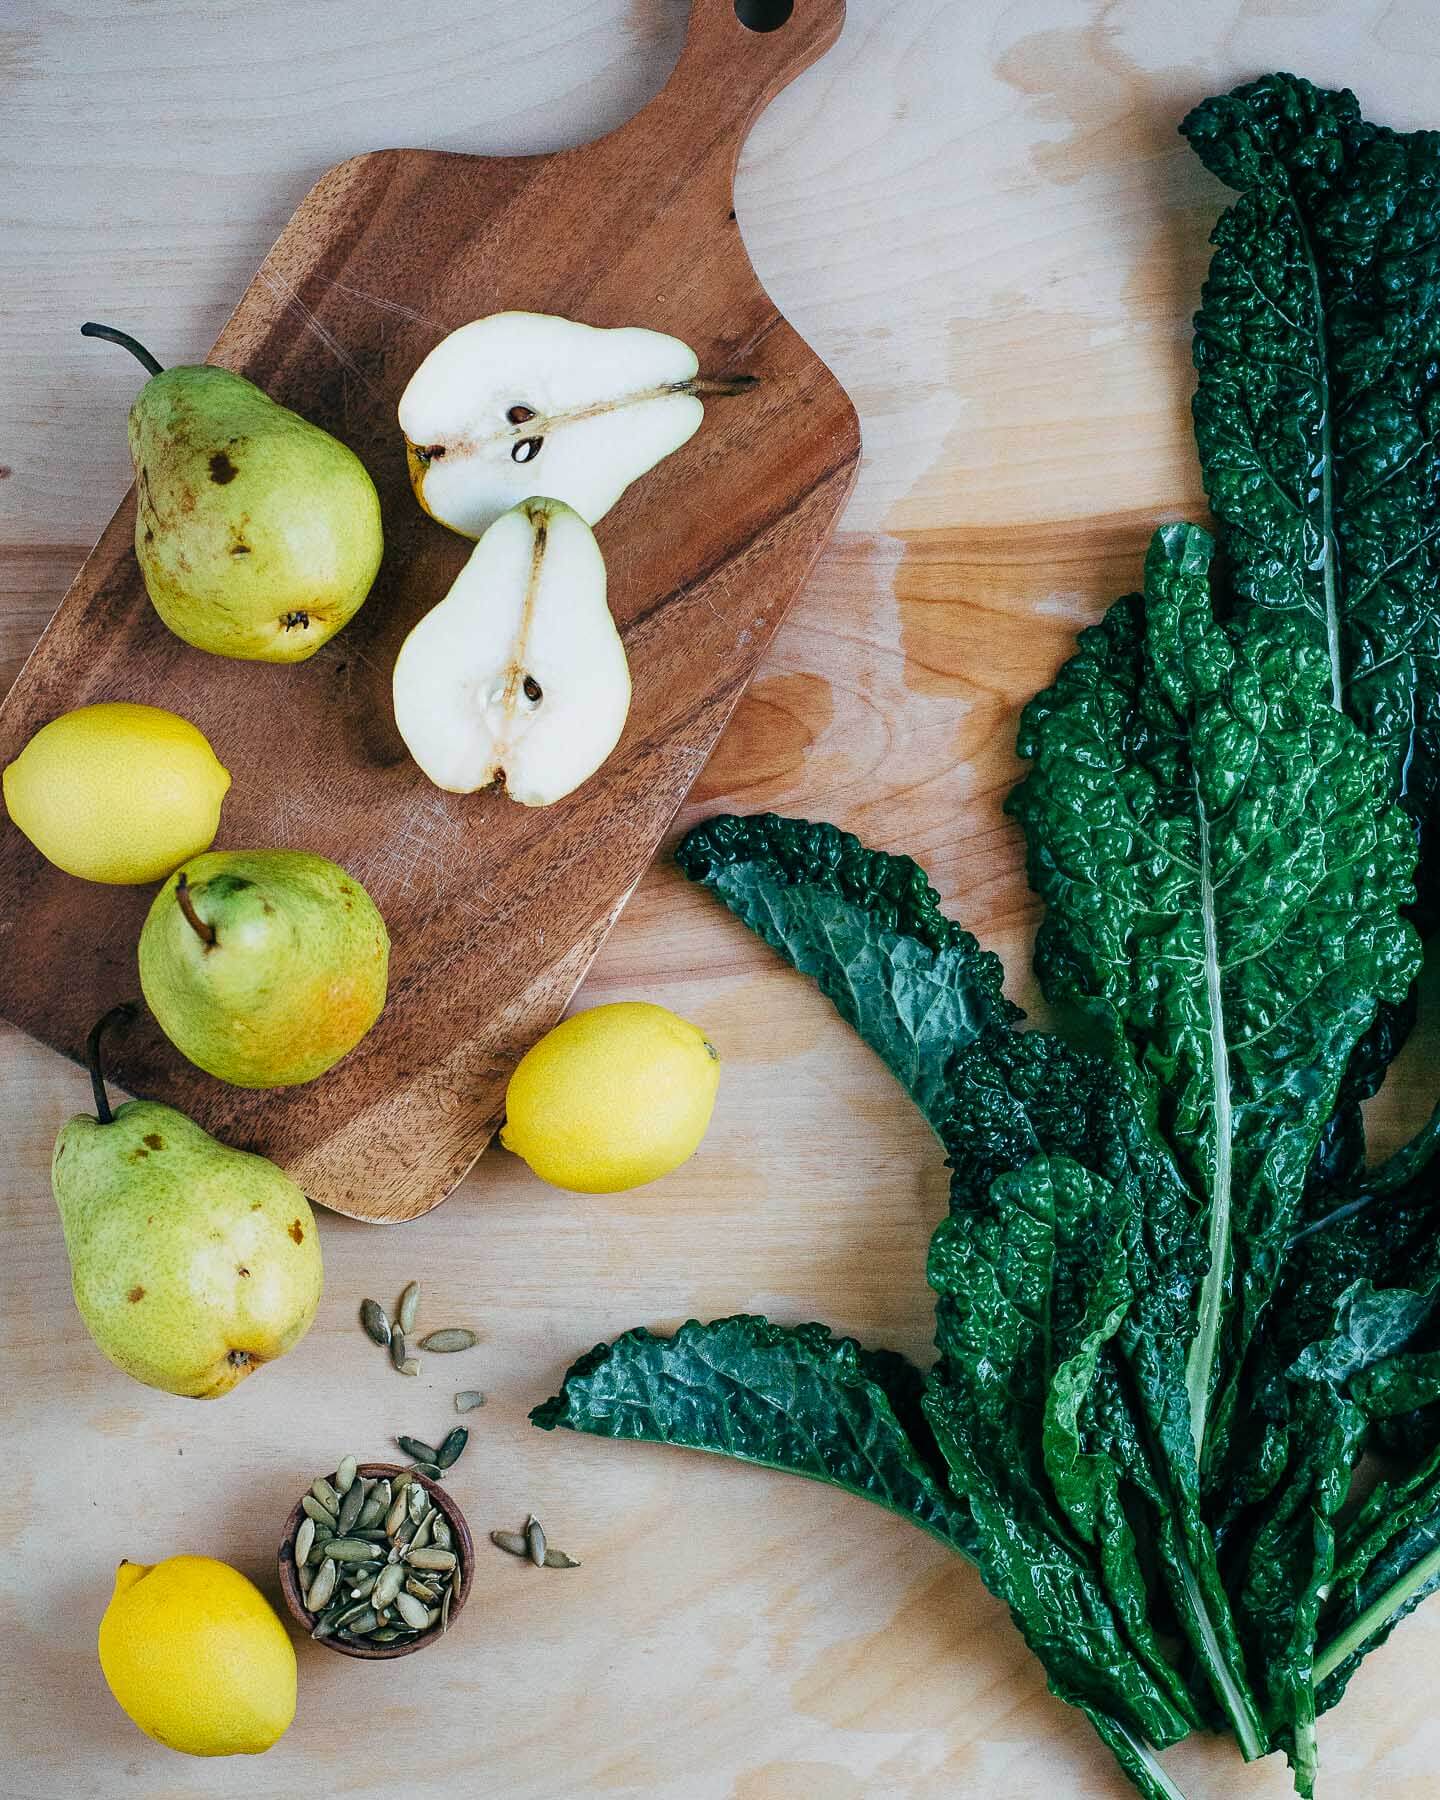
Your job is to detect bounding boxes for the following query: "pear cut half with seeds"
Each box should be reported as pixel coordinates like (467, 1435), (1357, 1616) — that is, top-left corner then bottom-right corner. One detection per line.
(399, 311), (723, 538)
(392, 496), (630, 806)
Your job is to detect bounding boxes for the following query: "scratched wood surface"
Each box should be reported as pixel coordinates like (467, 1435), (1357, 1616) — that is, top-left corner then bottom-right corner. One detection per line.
(4, 1), (1440, 1796)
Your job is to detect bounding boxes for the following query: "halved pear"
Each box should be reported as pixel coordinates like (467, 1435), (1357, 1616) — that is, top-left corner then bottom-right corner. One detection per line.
(399, 311), (737, 538)
(392, 496), (630, 806)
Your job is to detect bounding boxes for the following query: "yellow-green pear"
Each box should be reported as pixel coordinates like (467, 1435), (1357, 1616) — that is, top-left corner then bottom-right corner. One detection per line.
(53, 1007), (322, 1399)
(138, 848), (389, 1088)
(83, 322), (382, 662)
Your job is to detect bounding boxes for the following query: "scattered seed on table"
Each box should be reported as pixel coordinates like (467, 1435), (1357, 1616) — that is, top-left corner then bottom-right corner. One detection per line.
(360, 1298), (391, 1346)
(490, 1530), (529, 1558)
(454, 1390), (485, 1413)
(436, 1427), (468, 1469)
(526, 1515), (546, 1568)
(419, 1328), (479, 1353)
(399, 1357), (421, 1377)
(397, 1281), (420, 1335)
(389, 1328), (409, 1373)
(543, 1548), (581, 1569)
(396, 1435), (437, 1464)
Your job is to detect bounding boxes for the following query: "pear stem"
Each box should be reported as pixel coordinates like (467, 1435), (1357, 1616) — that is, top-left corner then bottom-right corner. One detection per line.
(685, 374), (759, 398)
(80, 322), (165, 378)
(175, 873), (216, 947)
(86, 1003), (139, 1126)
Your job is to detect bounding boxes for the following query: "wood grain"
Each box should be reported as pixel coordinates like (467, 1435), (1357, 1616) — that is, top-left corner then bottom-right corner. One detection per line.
(0, 0), (861, 1222)
(6, 3), (1440, 1798)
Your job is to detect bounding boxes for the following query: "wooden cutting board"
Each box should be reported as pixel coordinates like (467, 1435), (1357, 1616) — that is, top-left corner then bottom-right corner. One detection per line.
(0, 0), (860, 1222)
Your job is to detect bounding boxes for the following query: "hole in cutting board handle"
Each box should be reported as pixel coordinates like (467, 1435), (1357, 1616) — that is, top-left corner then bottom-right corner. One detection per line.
(735, 0), (794, 30)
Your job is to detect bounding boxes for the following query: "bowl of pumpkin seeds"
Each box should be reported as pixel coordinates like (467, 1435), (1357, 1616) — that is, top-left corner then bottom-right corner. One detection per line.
(278, 1457), (473, 1659)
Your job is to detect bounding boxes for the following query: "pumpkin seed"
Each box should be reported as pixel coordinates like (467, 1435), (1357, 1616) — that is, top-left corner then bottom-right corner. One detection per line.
(336, 1480), (366, 1535)
(526, 1515), (546, 1568)
(310, 1475), (341, 1512)
(371, 1628), (405, 1643)
(405, 1546), (457, 1572)
(306, 1558), (337, 1610)
(411, 1458), (442, 1476)
(455, 1389), (485, 1412)
(441, 1582), (453, 1631)
(322, 1538), (377, 1562)
(343, 1608), (380, 1636)
(384, 1492), (409, 1538)
(396, 1592), (431, 1630)
(302, 1495), (338, 1529)
(312, 1612), (337, 1640)
(398, 1281), (420, 1335)
(420, 1328), (479, 1353)
(334, 1454), (358, 1495)
(544, 1547), (581, 1569)
(294, 1518), (315, 1567)
(349, 1573), (378, 1600)
(407, 1480), (427, 1523)
(431, 1518), (452, 1551)
(391, 1470), (415, 1495)
(372, 1563), (405, 1608)
(360, 1298), (391, 1346)
(356, 1480), (391, 1529)
(399, 1356), (421, 1377)
(411, 1510), (435, 1552)
(389, 1327), (409, 1373)
(396, 1435), (437, 1464)
(405, 1577), (441, 1602)
(490, 1529), (529, 1557)
(354, 1528), (392, 1543)
(436, 1427), (469, 1468)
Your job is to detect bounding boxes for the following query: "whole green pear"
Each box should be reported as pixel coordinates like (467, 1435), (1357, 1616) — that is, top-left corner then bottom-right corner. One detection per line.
(53, 1007), (323, 1399)
(138, 848), (389, 1088)
(83, 323), (382, 662)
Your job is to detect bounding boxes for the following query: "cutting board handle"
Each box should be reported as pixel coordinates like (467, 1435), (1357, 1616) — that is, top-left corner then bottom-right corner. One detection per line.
(609, 0), (847, 178)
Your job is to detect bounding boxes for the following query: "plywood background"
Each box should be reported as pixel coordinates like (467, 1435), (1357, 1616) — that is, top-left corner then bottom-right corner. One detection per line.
(4, 2), (1439, 1795)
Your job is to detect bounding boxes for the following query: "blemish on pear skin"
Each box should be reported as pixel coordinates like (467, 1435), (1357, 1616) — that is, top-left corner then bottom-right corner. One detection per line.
(209, 451), (239, 484)
(128, 1147), (148, 1161)
(289, 1220), (305, 1244)
(128, 1285), (145, 1303)
(251, 1200), (262, 1210)
(0, 465), (11, 479)
(237, 1265), (250, 1278)
(143, 1133), (164, 1151)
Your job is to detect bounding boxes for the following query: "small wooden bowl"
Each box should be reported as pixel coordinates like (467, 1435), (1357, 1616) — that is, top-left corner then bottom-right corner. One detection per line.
(278, 1463), (474, 1659)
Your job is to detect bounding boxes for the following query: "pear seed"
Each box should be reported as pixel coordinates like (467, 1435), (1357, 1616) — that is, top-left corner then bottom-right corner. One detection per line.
(455, 1390), (485, 1412)
(360, 1298), (391, 1347)
(419, 1328), (480, 1353)
(512, 435), (543, 463)
(397, 1281), (420, 1335)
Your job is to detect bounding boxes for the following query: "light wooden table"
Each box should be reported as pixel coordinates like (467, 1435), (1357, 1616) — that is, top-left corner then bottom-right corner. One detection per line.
(4, 3), (1439, 1795)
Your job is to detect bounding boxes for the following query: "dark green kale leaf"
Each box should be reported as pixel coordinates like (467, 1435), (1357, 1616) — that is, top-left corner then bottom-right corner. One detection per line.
(1184, 73), (1440, 904)
(677, 813), (1016, 1130)
(1008, 522), (1420, 1477)
(530, 1314), (973, 1551)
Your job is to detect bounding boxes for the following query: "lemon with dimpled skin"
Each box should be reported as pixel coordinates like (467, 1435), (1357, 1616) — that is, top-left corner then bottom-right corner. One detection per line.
(2, 701), (230, 883)
(98, 1555), (296, 1756)
(501, 1001), (720, 1192)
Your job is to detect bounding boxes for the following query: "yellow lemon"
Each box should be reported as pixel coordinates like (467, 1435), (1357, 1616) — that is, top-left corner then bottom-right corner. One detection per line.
(98, 1555), (296, 1756)
(3, 701), (230, 884)
(501, 1001), (720, 1192)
